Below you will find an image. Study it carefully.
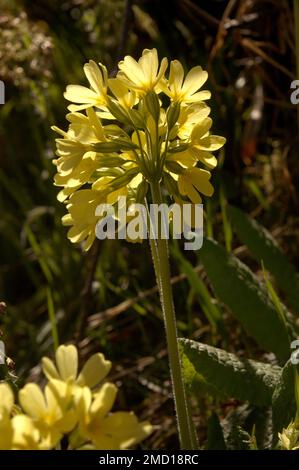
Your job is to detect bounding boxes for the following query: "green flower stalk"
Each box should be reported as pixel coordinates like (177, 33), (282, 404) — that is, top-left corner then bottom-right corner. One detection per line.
(52, 48), (226, 448)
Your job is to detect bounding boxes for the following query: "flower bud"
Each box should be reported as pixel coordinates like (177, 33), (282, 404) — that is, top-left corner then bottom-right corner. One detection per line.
(163, 172), (180, 199)
(127, 109), (146, 129)
(166, 102), (180, 131)
(93, 139), (138, 153)
(106, 98), (131, 125)
(135, 179), (149, 203)
(165, 160), (184, 174)
(98, 155), (126, 168)
(111, 167), (140, 190)
(144, 91), (160, 121)
(168, 141), (189, 153)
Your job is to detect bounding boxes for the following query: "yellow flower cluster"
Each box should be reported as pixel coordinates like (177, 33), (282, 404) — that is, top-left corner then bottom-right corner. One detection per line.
(52, 49), (225, 250)
(0, 345), (152, 450)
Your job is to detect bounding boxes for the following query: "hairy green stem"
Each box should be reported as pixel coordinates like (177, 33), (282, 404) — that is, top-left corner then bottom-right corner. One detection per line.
(149, 181), (195, 449)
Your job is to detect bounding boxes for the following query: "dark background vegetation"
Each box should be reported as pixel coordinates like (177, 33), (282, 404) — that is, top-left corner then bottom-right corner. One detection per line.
(0, 0), (298, 448)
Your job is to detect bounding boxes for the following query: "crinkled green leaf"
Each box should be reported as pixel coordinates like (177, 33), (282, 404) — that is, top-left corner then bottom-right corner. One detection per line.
(180, 338), (281, 407)
(199, 238), (290, 359)
(228, 205), (299, 314)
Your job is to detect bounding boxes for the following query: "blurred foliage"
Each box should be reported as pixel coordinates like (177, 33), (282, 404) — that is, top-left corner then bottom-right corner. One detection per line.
(0, 0), (299, 449)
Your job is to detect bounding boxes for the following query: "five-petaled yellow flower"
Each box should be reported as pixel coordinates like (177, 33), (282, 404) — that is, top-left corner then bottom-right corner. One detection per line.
(118, 48), (168, 94)
(64, 60), (109, 112)
(73, 383), (152, 450)
(160, 60), (211, 103)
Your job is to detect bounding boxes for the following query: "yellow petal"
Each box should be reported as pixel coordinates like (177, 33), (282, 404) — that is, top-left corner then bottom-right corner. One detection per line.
(185, 90), (211, 102)
(169, 60), (184, 96)
(191, 117), (212, 140)
(156, 57), (168, 84)
(168, 149), (197, 168)
(197, 135), (226, 151)
(90, 382), (117, 420)
(189, 168), (214, 196)
(19, 384), (46, 419)
(195, 150), (217, 169)
(11, 415), (42, 450)
(73, 385), (92, 418)
(139, 49), (158, 82)
(84, 60), (105, 94)
(77, 353), (112, 388)
(83, 231), (96, 251)
(182, 66), (208, 96)
(64, 85), (99, 104)
(0, 416), (13, 450)
(0, 383), (14, 413)
(103, 412), (152, 449)
(129, 173), (143, 189)
(61, 213), (73, 225)
(178, 175), (202, 204)
(118, 56), (145, 84)
(68, 226), (90, 244)
(42, 357), (60, 381)
(67, 103), (94, 112)
(55, 344), (78, 381)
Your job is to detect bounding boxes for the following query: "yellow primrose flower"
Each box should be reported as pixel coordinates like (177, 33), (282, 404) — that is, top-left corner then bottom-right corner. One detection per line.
(73, 383), (152, 450)
(0, 383), (48, 450)
(53, 110), (105, 170)
(62, 176), (144, 251)
(53, 132), (89, 177)
(52, 110), (106, 202)
(42, 344), (111, 390)
(160, 59), (211, 104)
(170, 117), (226, 170)
(178, 167), (214, 204)
(176, 102), (211, 140)
(64, 60), (108, 112)
(117, 48), (168, 94)
(54, 151), (99, 202)
(62, 189), (107, 251)
(19, 381), (77, 447)
(0, 383), (14, 450)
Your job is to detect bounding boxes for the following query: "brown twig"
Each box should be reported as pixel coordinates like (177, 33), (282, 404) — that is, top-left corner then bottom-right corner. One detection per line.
(110, 0), (133, 77)
(87, 265), (203, 328)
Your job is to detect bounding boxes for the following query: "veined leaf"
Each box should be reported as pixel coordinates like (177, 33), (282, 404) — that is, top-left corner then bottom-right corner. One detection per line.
(228, 205), (299, 314)
(199, 238), (290, 360)
(180, 338), (281, 407)
(171, 243), (223, 333)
